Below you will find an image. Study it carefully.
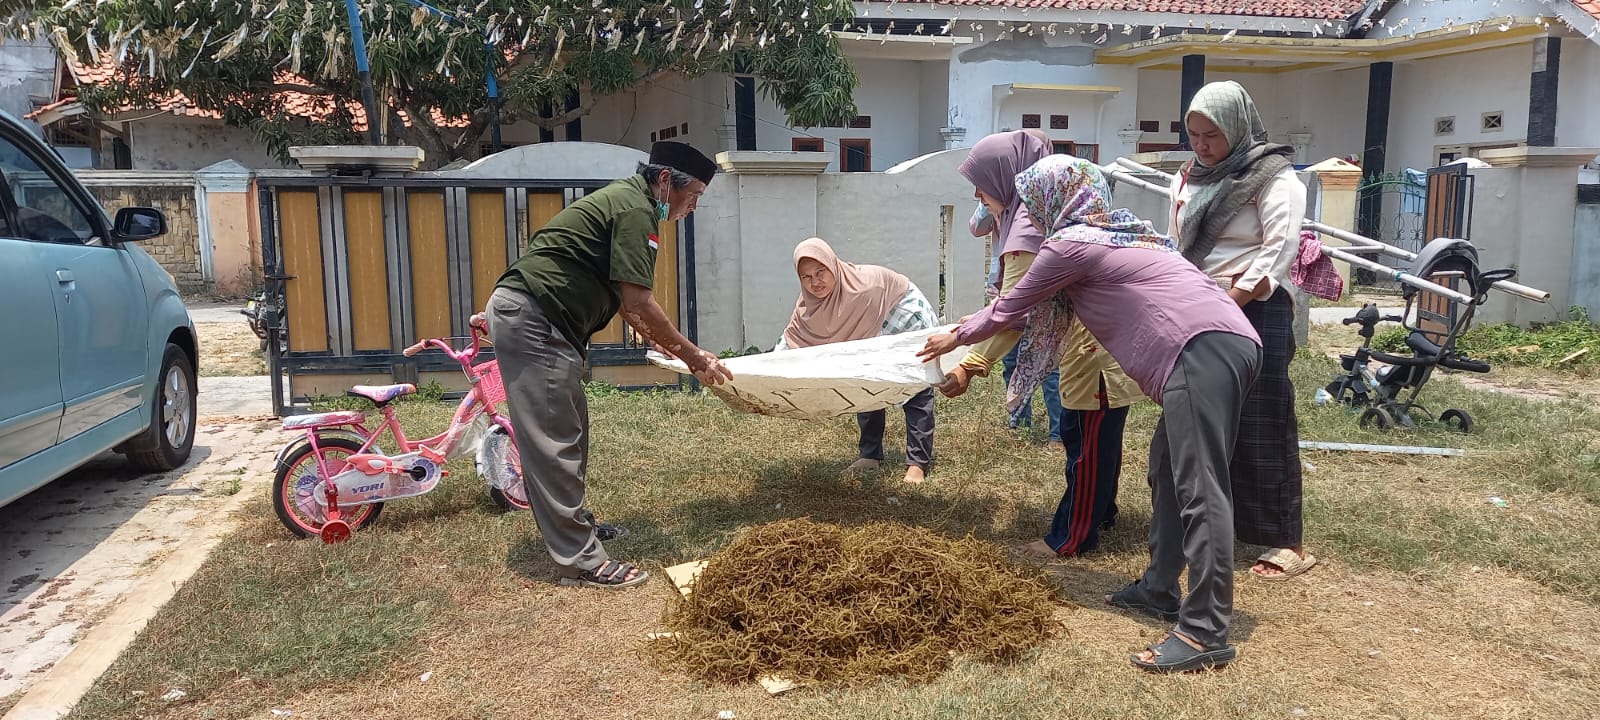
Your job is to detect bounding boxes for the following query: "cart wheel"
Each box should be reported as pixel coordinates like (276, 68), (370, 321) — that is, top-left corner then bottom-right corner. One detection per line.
(320, 518), (353, 544)
(1325, 378), (1368, 407)
(1359, 406), (1397, 430)
(1440, 408), (1474, 433)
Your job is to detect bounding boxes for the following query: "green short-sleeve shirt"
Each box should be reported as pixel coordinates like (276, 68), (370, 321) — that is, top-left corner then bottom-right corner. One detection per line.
(495, 174), (660, 355)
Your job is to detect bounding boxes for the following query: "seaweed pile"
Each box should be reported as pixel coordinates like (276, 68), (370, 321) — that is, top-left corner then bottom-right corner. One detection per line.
(649, 518), (1062, 685)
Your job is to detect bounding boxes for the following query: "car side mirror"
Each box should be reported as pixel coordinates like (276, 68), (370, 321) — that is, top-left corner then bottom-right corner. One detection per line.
(113, 207), (167, 242)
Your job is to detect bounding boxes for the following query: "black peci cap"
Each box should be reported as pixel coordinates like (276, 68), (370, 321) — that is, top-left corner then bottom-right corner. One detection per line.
(648, 141), (717, 185)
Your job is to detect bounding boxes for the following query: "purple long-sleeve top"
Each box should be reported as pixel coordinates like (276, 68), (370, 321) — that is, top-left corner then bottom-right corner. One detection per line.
(955, 240), (1261, 405)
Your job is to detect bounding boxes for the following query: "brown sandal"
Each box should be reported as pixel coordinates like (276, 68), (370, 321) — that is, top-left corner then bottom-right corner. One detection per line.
(559, 559), (650, 589)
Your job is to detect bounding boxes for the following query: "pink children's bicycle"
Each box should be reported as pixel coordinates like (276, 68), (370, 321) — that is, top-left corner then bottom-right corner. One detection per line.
(270, 323), (529, 543)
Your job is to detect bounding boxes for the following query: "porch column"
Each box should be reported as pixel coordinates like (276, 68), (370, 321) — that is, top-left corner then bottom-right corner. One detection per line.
(1177, 54), (1205, 149)
(1527, 37), (1561, 147)
(939, 126), (967, 150)
(1358, 61), (1393, 239)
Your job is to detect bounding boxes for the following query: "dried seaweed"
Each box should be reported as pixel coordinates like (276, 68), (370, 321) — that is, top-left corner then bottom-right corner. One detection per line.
(648, 518), (1063, 686)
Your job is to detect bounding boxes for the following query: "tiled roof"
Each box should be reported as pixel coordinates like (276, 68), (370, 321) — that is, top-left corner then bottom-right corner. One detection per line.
(890, 0), (1369, 20)
(1575, 0), (1600, 22)
(37, 57), (469, 130)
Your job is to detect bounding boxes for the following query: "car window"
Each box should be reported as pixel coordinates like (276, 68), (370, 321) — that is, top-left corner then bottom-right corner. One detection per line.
(0, 136), (97, 245)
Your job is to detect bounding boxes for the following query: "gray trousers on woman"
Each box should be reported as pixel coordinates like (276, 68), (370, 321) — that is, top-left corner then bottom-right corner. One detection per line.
(1138, 331), (1261, 649)
(857, 388), (936, 470)
(485, 287), (609, 577)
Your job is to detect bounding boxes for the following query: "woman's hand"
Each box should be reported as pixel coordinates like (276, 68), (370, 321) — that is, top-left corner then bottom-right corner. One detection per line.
(1228, 276), (1271, 307)
(918, 332), (960, 362)
(936, 366), (973, 398)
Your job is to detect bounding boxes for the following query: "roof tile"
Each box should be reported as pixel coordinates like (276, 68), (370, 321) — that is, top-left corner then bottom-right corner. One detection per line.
(53, 57), (470, 130)
(902, 0), (1367, 20)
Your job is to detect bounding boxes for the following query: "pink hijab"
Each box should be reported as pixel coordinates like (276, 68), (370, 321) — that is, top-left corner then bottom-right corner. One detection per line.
(781, 238), (911, 349)
(958, 130), (1051, 256)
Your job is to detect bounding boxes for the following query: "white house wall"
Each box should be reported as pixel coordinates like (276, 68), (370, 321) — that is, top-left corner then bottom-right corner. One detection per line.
(1555, 38), (1600, 158)
(919, 60), (951, 155)
(1288, 68), (1369, 163)
(947, 37), (1141, 157)
(1132, 68), (1366, 162)
(755, 57), (929, 171)
(130, 116), (287, 171)
(1389, 43), (1533, 172)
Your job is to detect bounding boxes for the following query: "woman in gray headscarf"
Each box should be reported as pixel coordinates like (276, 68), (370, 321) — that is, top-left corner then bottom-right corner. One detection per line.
(1171, 80), (1317, 581)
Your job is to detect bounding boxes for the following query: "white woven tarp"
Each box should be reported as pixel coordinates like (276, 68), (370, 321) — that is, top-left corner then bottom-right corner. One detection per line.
(648, 327), (968, 420)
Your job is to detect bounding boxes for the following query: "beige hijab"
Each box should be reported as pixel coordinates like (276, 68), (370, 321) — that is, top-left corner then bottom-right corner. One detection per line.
(781, 238), (911, 349)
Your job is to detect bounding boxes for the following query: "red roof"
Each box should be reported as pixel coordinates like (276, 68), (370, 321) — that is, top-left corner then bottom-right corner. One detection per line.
(1575, 0), (1600, 22)
(34, 56), (469, 130)
(891, 0), (1368, 20)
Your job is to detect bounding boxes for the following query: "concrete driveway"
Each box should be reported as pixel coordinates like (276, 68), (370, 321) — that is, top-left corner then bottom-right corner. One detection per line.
(2, 300), (284, 717)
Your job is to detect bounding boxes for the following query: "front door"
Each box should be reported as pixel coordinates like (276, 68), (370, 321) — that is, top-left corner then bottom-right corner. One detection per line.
(0, 128), (148, 439)
(0, 237), (63, 470)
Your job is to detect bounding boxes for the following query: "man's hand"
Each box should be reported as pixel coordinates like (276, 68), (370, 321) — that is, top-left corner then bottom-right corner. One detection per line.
(469, 312), (488, 330)
(685, 349), (733, 386)
(936, 366), (973, 398)
(917, 332), (961, 363)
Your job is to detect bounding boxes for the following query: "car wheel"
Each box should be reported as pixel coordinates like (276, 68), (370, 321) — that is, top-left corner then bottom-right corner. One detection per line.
(122, 343), (198, 472)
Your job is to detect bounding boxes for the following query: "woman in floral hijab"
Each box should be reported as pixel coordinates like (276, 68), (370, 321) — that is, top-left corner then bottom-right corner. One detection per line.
(921, 155), (1263, 673)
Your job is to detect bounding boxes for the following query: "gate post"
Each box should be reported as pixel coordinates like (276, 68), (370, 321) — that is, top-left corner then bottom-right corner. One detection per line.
(1305, 157), (1363, 289)
(1471, 146), (1600, 326)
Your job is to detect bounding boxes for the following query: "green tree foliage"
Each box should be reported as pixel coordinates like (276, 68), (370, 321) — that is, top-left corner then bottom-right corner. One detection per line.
(19, 0), (858, 165)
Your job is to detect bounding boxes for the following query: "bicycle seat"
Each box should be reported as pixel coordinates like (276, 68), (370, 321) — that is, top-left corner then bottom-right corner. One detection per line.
(347, 384), (417, 405)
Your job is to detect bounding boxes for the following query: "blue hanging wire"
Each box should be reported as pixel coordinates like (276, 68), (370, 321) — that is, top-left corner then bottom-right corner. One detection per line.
(403, 0), (503, 152)
(342, 0), (382, 144)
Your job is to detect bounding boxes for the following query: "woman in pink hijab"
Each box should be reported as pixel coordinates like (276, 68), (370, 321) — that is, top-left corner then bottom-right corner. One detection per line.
(776, 238), (941, 484)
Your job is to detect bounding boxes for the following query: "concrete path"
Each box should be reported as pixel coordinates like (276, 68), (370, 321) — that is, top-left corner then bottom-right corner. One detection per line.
(2, 300), (284, 717)
(198, 376), (275, 418)
(1, 420), (281, 718)
(186, 301), (249, 326)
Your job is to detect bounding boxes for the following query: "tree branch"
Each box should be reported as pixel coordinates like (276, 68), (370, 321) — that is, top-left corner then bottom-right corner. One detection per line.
(260, 82), (337, 96)
(447, 108), (495, 156)
(532, 68), (673, 129)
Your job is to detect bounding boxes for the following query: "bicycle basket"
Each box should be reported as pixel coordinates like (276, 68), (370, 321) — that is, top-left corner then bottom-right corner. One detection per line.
(474, 360), (507, 406)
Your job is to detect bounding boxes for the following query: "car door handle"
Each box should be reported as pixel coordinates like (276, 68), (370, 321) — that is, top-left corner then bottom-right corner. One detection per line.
(56, 270), (75, 283)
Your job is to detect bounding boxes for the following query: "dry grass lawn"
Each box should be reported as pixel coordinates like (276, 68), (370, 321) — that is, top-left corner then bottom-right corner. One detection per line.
(63, 350), (1600, 720)
(196, 322), (267, 377)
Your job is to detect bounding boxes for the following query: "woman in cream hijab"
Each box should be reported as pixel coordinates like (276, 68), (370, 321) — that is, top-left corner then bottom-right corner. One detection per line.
(1172, 80), (1316, 581)
(776, 238), (941, 484)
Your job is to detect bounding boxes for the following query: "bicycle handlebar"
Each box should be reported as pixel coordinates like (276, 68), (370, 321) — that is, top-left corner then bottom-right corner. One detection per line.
(401, 323), (493, 365)
(1341, 314), (1406, 325)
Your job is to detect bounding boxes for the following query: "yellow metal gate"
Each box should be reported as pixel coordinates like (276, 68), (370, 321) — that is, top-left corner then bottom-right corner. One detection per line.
(259, 174), (692, 415)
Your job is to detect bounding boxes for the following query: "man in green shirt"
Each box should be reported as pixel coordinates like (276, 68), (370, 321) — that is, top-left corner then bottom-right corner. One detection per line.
(483, 141), (731, 589)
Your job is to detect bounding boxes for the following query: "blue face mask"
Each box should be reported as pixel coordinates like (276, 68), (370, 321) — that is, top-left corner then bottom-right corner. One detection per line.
(656, 200), (669, 223)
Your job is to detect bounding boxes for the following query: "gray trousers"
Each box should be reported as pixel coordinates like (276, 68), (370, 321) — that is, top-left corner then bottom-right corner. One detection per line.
(1138, 331), (1261, 648)
(857, 388), (936, 470)
(485, 287), (608, 576)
